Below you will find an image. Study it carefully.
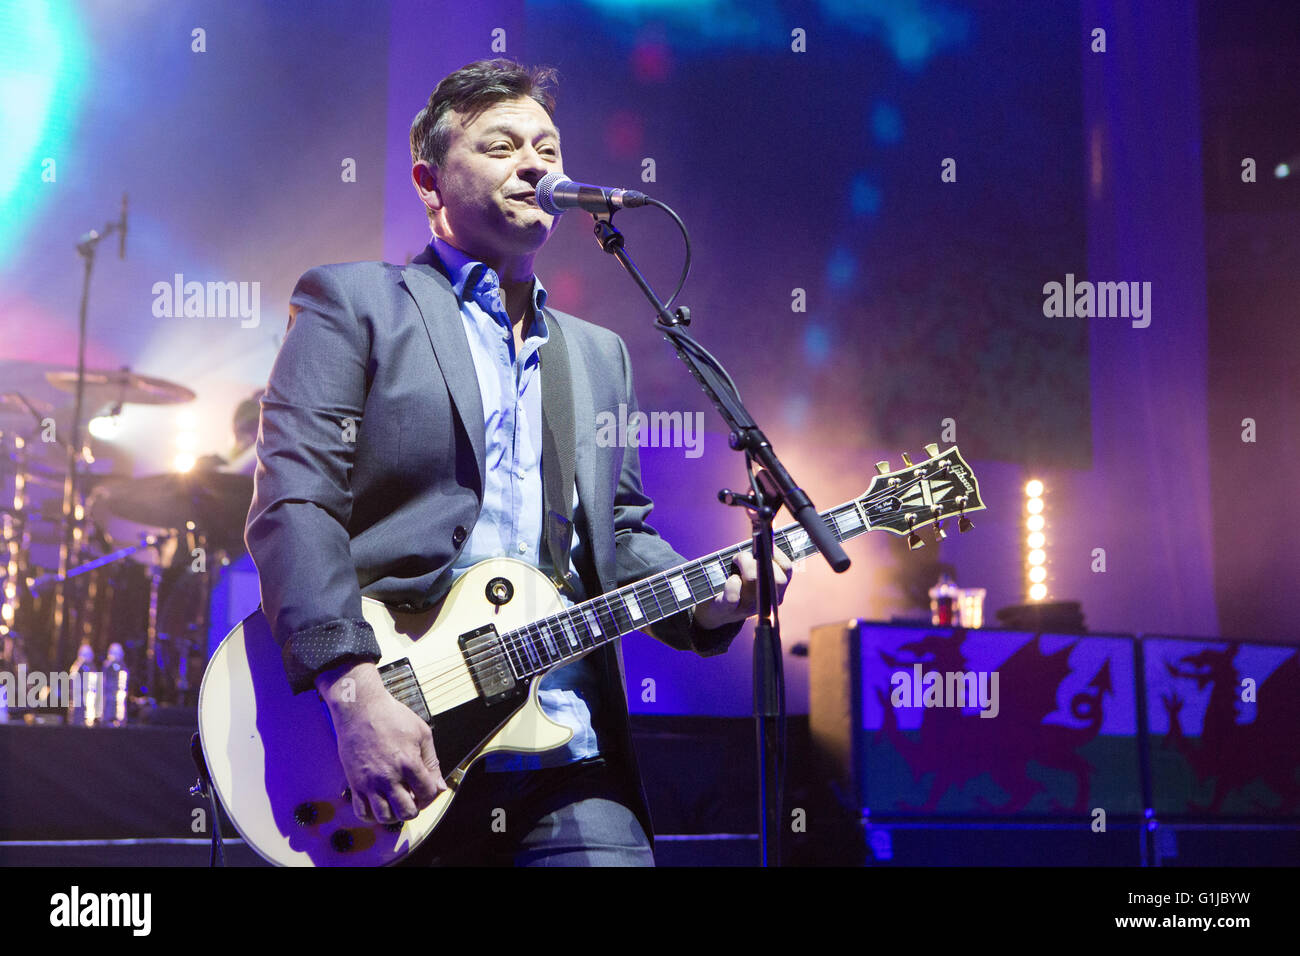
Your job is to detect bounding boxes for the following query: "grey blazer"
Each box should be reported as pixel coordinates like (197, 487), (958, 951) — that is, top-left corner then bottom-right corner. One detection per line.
(245, 244), (743, 841)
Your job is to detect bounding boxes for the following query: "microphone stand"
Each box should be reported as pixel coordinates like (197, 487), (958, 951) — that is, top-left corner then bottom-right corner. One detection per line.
(587, 210), (850, 867)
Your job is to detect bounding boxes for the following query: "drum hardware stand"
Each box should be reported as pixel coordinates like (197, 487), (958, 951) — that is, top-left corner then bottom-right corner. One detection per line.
(1, 427), (33, 664)
(28, 530), (173, 596)
(173, 526), (217, 706)
(55, 196), (128, 670)
(30, 530), (174, 706)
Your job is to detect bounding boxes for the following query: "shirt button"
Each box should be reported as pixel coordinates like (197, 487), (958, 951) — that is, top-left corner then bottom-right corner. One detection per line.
(517, 542), (528, 554)
(452, 526), (468, 547)
(515, 468), (525, 479)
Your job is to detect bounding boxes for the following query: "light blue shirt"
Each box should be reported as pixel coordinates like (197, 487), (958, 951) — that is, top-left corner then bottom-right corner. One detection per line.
(431, 236), (601, 771)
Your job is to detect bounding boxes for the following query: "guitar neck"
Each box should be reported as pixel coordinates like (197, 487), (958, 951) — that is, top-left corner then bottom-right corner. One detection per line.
(496, 499), (872, 680)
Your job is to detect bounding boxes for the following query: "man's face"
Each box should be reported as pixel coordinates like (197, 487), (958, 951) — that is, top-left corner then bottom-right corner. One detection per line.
(424, 95), (564, 260)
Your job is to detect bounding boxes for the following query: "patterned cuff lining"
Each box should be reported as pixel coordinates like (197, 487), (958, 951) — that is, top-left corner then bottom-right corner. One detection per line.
(688, 608), (745, 657)
(282, 618), (381, 694)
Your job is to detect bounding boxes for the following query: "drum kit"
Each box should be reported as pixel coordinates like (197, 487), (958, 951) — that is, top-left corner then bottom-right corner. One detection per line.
(0, 364), (253, 720)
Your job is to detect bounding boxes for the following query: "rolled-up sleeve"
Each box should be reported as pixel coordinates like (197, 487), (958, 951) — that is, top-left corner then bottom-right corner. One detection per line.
(245, 266), (381, 693)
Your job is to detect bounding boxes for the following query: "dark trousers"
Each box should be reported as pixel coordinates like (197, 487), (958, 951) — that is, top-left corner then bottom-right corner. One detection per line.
(400, 756), (654, 867)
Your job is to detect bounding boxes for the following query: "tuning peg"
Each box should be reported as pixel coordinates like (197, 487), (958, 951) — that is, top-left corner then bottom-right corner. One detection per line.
(875, 460), (890, 475)
(907, 532), (925, 550)
(924, 443), (939, 457)
(901, 453), (913, 466)
(933, 523), (947, 541)
(958, 516), (974, 533)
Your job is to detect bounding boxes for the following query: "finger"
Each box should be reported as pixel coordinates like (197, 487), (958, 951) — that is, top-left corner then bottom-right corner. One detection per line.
(409, 733), (446, 805)
(353, 789), (373, 822)
(772, 556), (789, 585)
(381, 781), (419, 822)
(368, 788), (397, 825)
(735, 552), (758, 580)
(775, 550), (793, 572)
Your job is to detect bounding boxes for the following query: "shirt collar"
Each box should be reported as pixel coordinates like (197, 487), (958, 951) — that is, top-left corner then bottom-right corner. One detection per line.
(429, 235), (549, 320)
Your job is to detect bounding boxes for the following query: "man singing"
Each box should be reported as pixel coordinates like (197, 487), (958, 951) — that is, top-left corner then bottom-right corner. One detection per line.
(245, 58), (790, 866)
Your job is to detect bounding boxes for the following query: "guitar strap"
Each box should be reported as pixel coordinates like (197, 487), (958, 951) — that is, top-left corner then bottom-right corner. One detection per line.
(538, 311), (577, 597)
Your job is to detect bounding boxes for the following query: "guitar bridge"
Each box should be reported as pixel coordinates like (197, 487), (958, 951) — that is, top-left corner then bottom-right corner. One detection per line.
(378, 658), (432, 723)
(459, 625), (517, 704)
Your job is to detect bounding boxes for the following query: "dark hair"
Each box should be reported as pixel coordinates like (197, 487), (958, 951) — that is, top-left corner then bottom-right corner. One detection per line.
(410, 59), (559, 226)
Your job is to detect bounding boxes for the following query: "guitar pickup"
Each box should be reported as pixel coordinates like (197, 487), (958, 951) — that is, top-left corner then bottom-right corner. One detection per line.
(459, 625), (517, 704)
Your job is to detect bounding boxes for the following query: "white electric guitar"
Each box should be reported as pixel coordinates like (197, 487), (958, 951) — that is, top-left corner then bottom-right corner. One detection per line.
(198, 444), (984, 865)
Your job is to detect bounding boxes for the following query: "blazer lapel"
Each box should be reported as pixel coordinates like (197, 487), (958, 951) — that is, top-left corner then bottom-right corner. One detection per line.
(401, 247), (486, 494)
(539, 313), (577, 589)
(554, 313), (614, 591)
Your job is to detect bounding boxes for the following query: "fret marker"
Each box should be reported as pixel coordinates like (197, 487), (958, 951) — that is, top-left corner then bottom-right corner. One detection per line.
(522, 635), (540, 668)
(837, 510), (863, 531)
(705, 561), (727, 589)
(788, 529), (810, 555)
(540, 627), (558, 657)
(623, 592), (644, 621)
(560, 619), (579, 650)
(670, 574), (692, 602)
(583, 608), (602, 637)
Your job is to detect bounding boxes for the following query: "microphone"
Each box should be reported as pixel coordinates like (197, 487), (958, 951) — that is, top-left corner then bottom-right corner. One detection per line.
(535, 172), (650, 216)
(119, 192), (128, 259)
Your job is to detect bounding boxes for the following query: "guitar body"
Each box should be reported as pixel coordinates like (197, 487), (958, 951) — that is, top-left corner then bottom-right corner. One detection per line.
(197, 558), (574, 867)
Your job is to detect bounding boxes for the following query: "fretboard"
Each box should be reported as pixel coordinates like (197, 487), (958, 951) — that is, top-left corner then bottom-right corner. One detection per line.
(496, 499), (871, 680)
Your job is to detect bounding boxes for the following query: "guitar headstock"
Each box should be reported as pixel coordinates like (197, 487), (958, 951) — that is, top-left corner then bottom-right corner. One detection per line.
(856, 444), (986, 549)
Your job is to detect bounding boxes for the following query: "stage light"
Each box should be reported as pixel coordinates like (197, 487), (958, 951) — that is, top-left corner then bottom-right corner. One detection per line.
(1025, 478), (1048, 602)
(173, 452), (196, 473)
(1276, 163), (1291, 179)
(87, 414), (121, 440)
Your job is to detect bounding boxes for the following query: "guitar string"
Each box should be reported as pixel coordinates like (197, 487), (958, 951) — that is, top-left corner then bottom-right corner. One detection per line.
(407, 473), (948, 708)
(408, 552), (763, 708)
(404, 498), (864, 696)
(412, 469), (942, 683)
(402, 474), (947, 708)
(405, 512), (823, 687)
(392, 472), (951, 707)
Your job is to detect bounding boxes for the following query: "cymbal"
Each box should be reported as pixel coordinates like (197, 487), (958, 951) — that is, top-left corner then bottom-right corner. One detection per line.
(45, 369), (195, 406)
(88, 470), (253, 552)
(0, 392), (53, 424)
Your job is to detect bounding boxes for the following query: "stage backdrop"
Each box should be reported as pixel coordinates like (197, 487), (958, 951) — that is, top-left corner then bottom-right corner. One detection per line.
(3, 0), (1284, 717)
